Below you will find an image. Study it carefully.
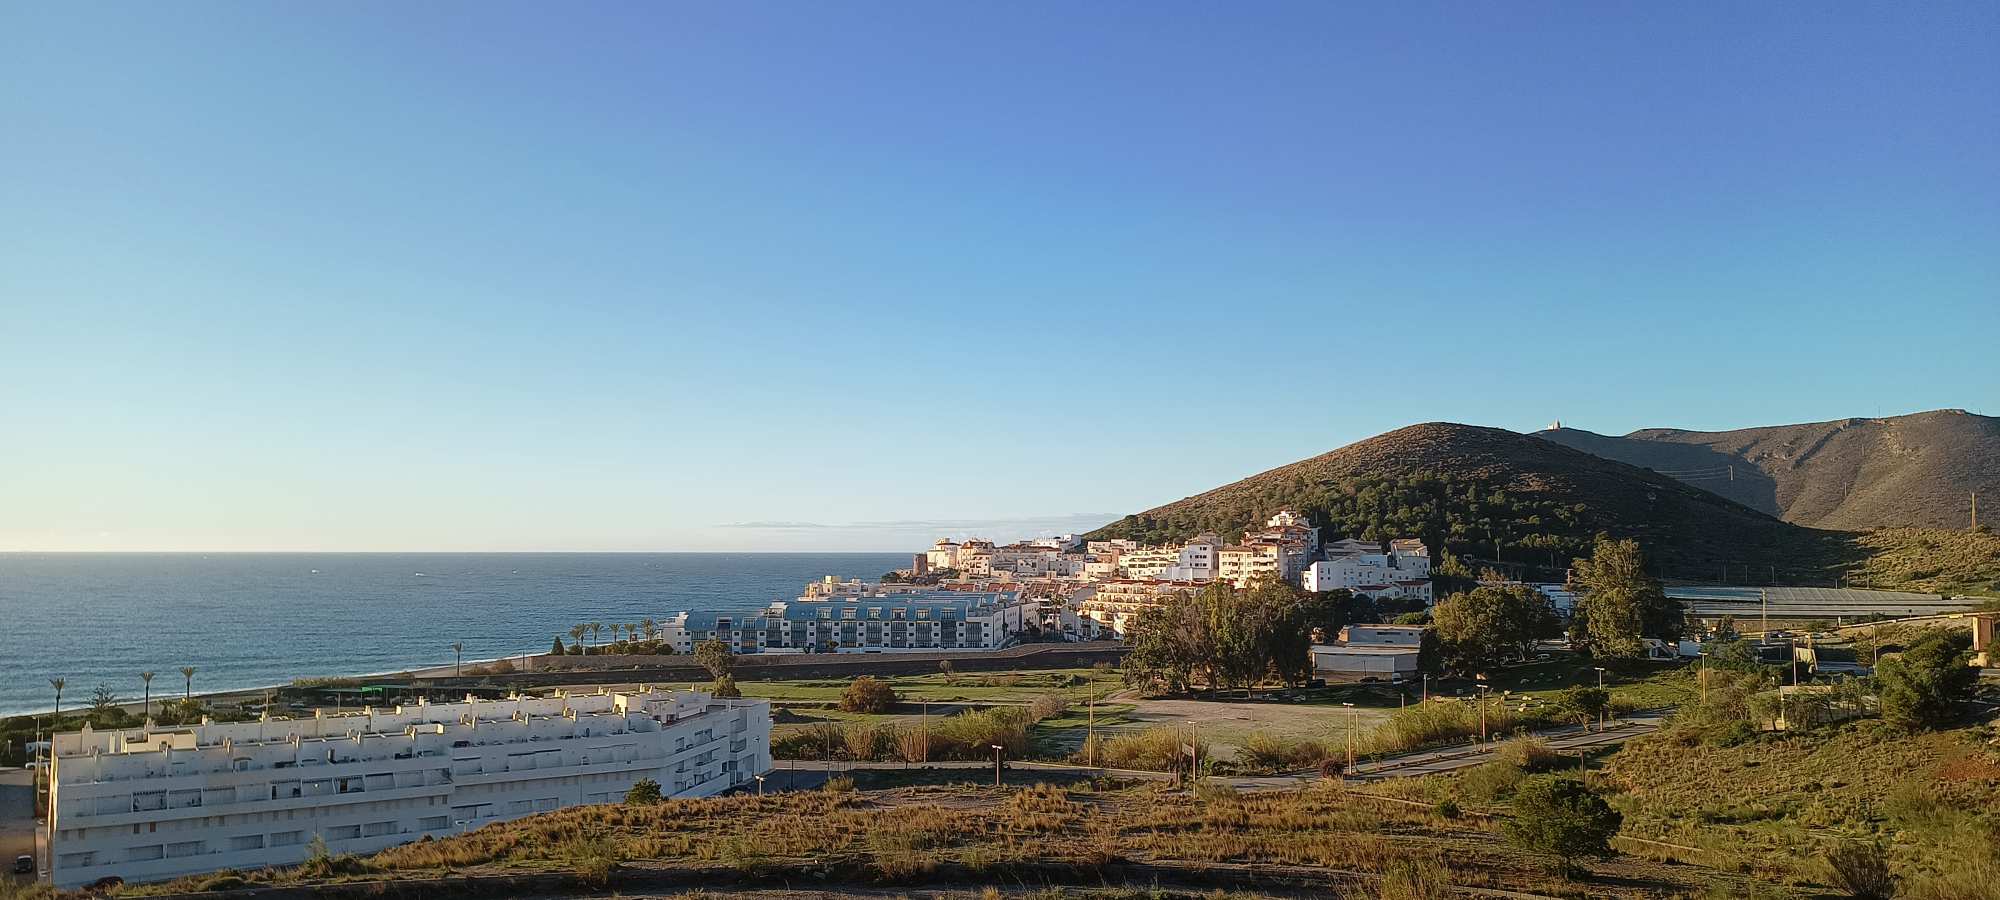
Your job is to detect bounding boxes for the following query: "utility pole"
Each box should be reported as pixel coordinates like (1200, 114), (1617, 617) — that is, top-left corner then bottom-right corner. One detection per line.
(1342, 702), (1356, 771)
(1761, 589), (1769, 639)
(1086, 692), (1096, 768)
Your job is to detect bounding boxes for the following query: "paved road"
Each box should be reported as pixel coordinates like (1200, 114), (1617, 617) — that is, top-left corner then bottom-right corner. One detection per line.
(1346, 710), (1669, 780)
(0, 769), (37, 885)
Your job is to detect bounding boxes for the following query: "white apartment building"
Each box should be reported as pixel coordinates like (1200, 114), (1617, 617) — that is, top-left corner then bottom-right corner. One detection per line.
(1112, 533), (1220, 582)
(1071, 579), (1201, 638)
(1301, 537), (1432, 603)
(662, 590), (1035, 653)
(44, 689), (771, 889)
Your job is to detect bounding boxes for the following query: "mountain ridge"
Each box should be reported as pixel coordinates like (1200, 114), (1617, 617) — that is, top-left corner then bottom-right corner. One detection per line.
(1535, 408), (1996, 530)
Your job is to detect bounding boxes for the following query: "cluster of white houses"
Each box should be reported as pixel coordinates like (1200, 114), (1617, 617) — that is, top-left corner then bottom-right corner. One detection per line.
(44, 689), (771, 888)
(642, 512), (1440, 654)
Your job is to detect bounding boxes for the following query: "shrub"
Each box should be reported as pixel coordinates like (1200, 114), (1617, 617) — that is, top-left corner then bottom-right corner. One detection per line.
(1877, 629), (1977, 731)
(711, 675), (741, 698)
(824, 775), (856, 794)
(1496, 737), (1563, 773)
(932, 707), (1034, 759)
(1459, 760), (1525, 803)
(1028, 693), (1070, 721)
(1092, 726), (1201, 772)
(894, 724), (932, 763)
(1824, 842), (1896, 899)
(624, 778), (663, 805)
(1237, 731), (1330, 772)
(841, 676), (898, 713)
(844, 723), (889, 760)
(1503, 775), (1622, 874)
(1433, 799), (1461, 819)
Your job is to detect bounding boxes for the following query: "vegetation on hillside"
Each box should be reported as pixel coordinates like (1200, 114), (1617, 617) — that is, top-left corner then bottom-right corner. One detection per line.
(1850, 526), (2000, 596)
(1086, 423), (1862, 584)
(112, 779), (1753, 899)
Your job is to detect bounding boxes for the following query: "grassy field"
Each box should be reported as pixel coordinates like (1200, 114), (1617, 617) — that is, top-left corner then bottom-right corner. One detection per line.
(106, 778), (1762, 899)
(1851, 526), (2000, 597)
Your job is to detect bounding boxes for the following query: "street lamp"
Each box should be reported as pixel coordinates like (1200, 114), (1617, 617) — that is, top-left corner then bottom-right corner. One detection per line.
(1593, 667), (1607, 730)
(753, 774), (766, 796)
(990, 744), (1004, 787)
(1475, 678), (1490, 741)
(1341, 702), (1356, 772)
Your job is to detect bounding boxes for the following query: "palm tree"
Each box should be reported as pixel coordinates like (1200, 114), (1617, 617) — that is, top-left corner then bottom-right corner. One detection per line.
(590, 622), (604, 647)
(568, 624), (587, 654)
(452, 642), (465, 676)
(628, 623), (641, 645)
(179, 666), (196, 700)
(641, 618), (657, 641)
(611, 624), (624, 644)
(50, 678), (65, 726)
(140, 671), (156, 719)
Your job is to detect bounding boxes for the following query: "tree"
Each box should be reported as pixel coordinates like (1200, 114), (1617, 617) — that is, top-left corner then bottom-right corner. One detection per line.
(1557, 686), (1610, 725)
(1875, 628), (1977, 731)
(1569, 537), (1681, 657)
(711, 674), (742, 698)
(1504, 775), (1622, 875)
(551, 635), (567, 656)
(624, 778), (664, 805)
(569, 624), (588, 653)
(937, 659), (955, 681)
(140, 671), (156, 719)
(179, 666), (197, 700)
(90, 684), (120, 713)
(840, 676), (897, 713)
(694, 639), (735, 679)
(1432, 584), (1556, 676)
(50, 677), (65, 725)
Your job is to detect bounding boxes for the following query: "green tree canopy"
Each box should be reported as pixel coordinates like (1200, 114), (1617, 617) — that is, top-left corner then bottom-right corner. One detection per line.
(693, 639), (735, 679)
(1570, 537), (1682, 657)
(1504, 775), (1622, 870)
(1875, 628), (1977, 731)
(1431, 583), (1557, 676)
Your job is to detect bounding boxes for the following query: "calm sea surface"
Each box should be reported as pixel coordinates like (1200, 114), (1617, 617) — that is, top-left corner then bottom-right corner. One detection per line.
(0, 553), (907, 717)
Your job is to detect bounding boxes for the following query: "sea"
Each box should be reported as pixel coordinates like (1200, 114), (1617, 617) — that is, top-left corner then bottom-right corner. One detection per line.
(0, 552), (908, 718)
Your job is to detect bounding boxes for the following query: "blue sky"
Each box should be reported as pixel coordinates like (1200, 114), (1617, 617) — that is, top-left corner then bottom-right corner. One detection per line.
(3, 3), (1994, 552)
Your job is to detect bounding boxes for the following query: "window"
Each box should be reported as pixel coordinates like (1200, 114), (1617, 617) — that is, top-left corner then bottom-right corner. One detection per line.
(58, 851), (96, 868)
(270, 831), (304, 847)
(165, 841), (204, 858)
(228, 835), (264, 852)
(419, 816), (449, 832)
(126, 845), (164, 862)
(362, 821), (397, 837)
(326, 825), (362, 840)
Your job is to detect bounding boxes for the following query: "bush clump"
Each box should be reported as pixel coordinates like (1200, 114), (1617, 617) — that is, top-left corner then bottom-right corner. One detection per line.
(840, 676), (898, 713)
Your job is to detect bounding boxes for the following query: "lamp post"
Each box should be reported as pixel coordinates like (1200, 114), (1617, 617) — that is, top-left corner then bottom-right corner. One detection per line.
(1475, 679), (1489, 741)
(753, 774), (766, 796)
(1086, 691), (1096, 768)
(990, 744), (1004, 787)
(1593, 666), (1607, 730)
(1698, 651), (1709, 705)
(1341, 702), (1356, 772)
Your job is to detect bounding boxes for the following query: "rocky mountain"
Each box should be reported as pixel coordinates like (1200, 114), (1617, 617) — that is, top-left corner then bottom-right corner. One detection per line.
(1536, 409), (1997, 531)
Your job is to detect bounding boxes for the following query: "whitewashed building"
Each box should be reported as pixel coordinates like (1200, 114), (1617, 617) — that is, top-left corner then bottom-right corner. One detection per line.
(44, 689), (771, 889)
(661, 589), (1036, 653)
(1301, 538), (1432, 603)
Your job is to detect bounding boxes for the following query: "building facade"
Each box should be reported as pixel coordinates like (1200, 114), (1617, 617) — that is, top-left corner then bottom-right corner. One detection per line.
(44, 689), (770, 889)
(661, 590), (1035, 653)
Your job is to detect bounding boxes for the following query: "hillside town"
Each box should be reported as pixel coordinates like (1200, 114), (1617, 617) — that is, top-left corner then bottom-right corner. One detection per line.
(654, 511), (1450, 678)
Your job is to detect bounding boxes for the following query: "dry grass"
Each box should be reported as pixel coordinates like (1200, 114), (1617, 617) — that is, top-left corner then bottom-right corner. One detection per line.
(109, 779), (1752, 898)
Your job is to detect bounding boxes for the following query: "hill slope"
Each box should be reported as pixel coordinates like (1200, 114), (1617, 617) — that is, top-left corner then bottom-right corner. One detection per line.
(1537, 408), (1997, 530)
(1088, 422), (1856, 583)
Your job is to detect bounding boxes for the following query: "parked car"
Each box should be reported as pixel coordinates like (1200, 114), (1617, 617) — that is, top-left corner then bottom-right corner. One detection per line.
(12, 855), (33, 875)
